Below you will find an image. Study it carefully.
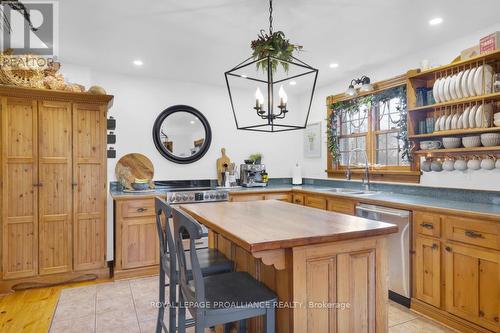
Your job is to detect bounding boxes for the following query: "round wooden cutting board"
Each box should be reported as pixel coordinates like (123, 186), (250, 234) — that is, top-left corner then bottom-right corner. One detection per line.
(115, 153), (154, 190)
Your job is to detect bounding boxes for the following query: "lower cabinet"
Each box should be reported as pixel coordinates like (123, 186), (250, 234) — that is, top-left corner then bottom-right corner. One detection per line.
(304, 195), (327, 210)
(413, 210), (500, 332)
(327, 197), (356, 215)
(229, 194), (264, 202)
(114, 197), (161, 277)
(444, 242), (499, 332)
(414, 235), (441, 308)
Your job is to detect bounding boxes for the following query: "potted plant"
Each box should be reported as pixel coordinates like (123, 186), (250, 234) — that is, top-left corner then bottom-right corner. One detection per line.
(249, 153), (263, 165)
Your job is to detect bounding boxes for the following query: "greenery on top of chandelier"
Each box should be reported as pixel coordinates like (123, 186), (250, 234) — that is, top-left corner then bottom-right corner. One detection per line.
(251, 30), (302, 73)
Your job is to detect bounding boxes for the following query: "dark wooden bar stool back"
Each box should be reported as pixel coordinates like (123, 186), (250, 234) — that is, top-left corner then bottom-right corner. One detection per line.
(154, 198), (233, 333)
(172, 207), (277, 333)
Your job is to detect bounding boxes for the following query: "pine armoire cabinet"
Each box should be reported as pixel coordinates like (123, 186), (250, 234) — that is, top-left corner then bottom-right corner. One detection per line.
(0, 86), (113, 293)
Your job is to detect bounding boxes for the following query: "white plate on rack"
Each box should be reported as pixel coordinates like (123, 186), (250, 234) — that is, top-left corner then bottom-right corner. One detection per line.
(449, 74), (458, 100)
(473, 64), (494, 96)
(440, 114), (447, 130)
(468, 104), (479, 128)
(445, 114), (453, 130)
(457, 113), (464, 129)
(462, 106), (471, 128)
(467, 67), (478, 96)
(455, 71), (465, 99)
(433, 78), (442, 103)
(477, 103), (493, 128)
(435, 116), (441, 131)
(461, 69), (471, 98)
(451, 113), (459, 129)
(439, 77), (447, 102)
(475, 104), (484, 128)
(443, 76), (452, 101)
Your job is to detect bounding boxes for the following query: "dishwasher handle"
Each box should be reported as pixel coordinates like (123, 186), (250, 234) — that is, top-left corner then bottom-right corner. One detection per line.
(356, 205), (410, 218)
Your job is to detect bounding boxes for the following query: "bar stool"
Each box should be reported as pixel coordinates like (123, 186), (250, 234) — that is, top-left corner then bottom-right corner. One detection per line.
(155, 198), (233, 333)
(172, 207), (277, 333)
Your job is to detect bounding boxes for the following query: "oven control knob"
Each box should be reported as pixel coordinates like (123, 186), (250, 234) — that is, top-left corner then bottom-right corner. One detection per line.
(209, 193), (215, 199)
(182, 194), (188, 201)
(215, 193), (221, 199)
(188, 194), (194, 201)
(174, 194), (182, 202)
(204, 193), (209, 200)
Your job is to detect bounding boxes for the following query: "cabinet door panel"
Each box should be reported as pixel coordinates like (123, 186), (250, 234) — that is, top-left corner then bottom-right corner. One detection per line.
(337, 249), (376, 333)
(73, 104), (106, 271)
(415, 236), (441, 307)
(121, 217), (159, 269)
(327, 198), (355, 215)
(38, 101), (72, 275)
(445, 243), (500, 331)
(305, 258), (336, 332)
(230, 194), (264, 202)
(304, 196), (327, 210)
(2, 98), (38, 279)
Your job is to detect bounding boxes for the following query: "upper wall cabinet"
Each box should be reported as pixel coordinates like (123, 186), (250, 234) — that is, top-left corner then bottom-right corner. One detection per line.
(0, 86), (113, 290)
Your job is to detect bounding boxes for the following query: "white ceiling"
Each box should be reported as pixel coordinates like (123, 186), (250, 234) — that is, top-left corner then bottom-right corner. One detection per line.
(60, 0), (500, 88)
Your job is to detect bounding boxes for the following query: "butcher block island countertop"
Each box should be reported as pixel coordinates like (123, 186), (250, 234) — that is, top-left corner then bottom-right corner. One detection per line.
(180, 200), (397, 333)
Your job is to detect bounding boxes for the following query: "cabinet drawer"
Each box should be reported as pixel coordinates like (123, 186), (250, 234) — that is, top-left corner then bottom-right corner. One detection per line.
(327, 198), (355, 215)
(414, 211), (441, 238)
(230, 194), (264, 202)
(444, 216), (500, 250)
(292, 194), (304, 205)
(121, 199), (155, 218)
(304, 196), (327, 210)
(265, 193), (291, 202)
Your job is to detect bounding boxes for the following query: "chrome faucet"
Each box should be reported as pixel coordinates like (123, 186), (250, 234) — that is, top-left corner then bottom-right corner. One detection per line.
(346, 148), (370, 191)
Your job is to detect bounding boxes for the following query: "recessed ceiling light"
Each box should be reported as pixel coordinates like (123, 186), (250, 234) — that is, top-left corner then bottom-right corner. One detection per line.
(329, 63), (339, 69)
(241, 74), (248, 78)
(133, 59), (143, 66)
(429, 17), (443, 26)
(189, 120), (195, 125)
(289, 81), (297, 86)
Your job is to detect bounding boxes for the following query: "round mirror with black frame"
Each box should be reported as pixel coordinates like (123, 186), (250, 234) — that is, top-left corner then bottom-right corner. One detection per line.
(152, 105), (212, 164)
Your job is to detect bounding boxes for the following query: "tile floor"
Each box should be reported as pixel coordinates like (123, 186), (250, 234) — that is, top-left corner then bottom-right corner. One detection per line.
(50, 276), (457, 333)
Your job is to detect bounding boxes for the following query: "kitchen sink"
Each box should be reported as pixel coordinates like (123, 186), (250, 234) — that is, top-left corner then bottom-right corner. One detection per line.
(324, 188), (379, 196)
(324, 188), (365, 194)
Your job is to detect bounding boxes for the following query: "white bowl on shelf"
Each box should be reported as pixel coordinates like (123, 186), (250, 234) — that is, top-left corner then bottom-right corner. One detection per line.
(442, 137), (462, 149)
(495, 120), (500, 127)
(462, 135), (481, 148)
(481, 133), (500, 147)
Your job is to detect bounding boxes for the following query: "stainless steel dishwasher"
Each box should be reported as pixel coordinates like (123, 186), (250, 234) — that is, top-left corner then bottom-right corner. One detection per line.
(356, 203), (411, 307)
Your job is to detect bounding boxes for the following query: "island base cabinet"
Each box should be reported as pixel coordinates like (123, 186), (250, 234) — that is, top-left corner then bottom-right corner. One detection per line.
(444, 243), (500, 332)
(293, 237), (388, 333)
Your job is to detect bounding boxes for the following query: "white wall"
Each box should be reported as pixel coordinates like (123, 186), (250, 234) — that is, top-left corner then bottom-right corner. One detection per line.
(299, 23), (500, 191)
(62, 65), (303, 259)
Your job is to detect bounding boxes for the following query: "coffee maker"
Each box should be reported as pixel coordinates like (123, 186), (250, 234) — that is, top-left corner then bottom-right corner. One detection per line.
(240, 164), (268, 187)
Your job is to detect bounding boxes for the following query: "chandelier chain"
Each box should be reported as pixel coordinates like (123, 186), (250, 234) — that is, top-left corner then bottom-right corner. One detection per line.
(269, 0), (273, 34)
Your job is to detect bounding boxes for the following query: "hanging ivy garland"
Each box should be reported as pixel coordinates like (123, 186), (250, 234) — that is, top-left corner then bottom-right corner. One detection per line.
(327, 85), (412, 164)
(327, 95), (372, 164)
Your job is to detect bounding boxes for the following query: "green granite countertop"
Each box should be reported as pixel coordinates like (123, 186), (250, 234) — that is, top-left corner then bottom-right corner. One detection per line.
(111, 184), (500, 219)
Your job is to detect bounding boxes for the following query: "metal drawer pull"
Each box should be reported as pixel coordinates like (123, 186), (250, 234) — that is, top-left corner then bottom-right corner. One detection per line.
(136, 207), (147, 212)
(420, 223), (434, 229)
(445, 246), (452, 252)
(464, 230), (484, 239)
(432, 243), (438, 250)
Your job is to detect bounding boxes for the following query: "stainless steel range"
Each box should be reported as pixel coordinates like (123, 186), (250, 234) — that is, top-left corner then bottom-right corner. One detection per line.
(166, 189), (229, 204)
(156, 181), (229, 250)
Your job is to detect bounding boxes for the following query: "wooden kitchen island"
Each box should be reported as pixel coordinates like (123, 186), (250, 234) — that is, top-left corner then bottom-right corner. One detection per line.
(180, 200), (398, 333)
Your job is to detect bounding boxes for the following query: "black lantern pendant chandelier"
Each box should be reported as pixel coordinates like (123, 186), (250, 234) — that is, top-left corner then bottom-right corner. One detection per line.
(225, 0), (319, 132)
